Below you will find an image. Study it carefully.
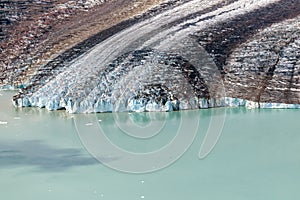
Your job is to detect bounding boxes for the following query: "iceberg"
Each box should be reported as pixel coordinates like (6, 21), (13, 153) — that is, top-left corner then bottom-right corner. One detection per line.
(0, 121), (8, 125)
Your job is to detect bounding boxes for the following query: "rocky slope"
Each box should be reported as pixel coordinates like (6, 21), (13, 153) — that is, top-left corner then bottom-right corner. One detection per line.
(1, 0), (300, 112)
(0, 0), (168, 86)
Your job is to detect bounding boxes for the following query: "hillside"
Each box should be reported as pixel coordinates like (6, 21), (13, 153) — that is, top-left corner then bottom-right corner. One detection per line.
(1, 0), (299, 112)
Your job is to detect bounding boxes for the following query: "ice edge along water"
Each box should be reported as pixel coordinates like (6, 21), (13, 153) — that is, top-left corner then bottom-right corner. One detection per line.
(10, 94), (300, 113)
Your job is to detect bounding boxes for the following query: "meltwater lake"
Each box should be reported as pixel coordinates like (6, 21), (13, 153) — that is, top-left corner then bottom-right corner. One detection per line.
(0, 90), (300, 199)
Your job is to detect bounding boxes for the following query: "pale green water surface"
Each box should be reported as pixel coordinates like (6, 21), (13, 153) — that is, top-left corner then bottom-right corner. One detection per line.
(0, 91), (300, 199)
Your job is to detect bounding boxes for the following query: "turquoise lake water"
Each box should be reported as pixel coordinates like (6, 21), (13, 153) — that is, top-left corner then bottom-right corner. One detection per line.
(0, 90), (300, 199)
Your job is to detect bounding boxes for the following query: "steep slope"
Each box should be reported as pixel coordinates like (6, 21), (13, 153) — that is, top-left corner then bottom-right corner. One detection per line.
(1, 0), (299, 112)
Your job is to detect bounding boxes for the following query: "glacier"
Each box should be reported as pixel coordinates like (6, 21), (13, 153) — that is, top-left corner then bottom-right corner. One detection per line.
(13, 95), (300, 113)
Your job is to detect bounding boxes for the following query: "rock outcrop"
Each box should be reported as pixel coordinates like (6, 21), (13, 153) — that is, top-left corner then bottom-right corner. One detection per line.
(1, 0), (300, 113)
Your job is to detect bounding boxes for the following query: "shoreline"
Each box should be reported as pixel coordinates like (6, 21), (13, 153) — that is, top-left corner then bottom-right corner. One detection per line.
(2, 88), (299, 113)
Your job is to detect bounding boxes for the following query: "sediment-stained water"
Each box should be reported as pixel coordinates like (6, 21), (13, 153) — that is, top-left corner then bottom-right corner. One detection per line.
(0, 90), (300, 199)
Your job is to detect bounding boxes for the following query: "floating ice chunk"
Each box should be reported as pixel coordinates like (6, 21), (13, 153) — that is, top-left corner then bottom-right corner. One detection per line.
(0, 121), (8, 125)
